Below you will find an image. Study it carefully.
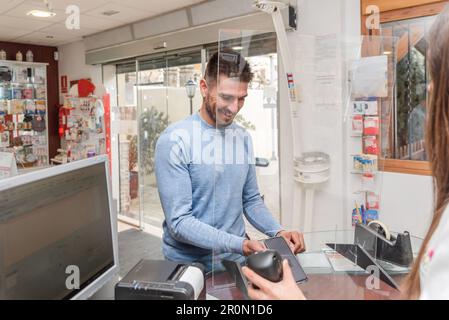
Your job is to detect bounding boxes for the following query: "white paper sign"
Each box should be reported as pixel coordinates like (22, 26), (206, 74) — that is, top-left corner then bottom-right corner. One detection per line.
(0, 152), (18, 179)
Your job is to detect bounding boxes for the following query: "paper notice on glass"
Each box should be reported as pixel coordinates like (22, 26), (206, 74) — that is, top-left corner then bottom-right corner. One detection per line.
(314, 34), (339, 109)
(315, 34), (338, 76)
(315, 74), (339, 108)
(349, 55), (388, 99)
(0, 152), (18, 180)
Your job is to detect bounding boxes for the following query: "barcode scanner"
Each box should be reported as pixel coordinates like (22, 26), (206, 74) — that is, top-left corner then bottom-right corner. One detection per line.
(246, 250), (283, 283)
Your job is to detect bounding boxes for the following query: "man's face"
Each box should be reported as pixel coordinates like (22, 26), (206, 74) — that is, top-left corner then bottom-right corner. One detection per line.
(201, 75), (249, 127)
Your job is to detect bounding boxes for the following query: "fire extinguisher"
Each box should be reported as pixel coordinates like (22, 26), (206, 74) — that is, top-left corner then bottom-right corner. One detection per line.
(58, 106), (69, 138)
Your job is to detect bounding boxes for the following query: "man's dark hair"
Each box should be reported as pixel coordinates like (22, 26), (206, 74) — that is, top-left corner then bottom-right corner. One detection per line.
(204, 49), (253, 84)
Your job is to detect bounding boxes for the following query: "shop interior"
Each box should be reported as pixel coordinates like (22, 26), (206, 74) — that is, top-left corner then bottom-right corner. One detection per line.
(0, 0), (444, 300)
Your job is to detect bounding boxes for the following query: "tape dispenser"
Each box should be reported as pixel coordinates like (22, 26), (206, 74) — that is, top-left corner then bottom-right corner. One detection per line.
(355, 221), (413, 267)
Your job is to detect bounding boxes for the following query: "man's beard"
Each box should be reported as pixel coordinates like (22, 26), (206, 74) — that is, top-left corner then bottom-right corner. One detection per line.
(204, 98), (217, 125)
(204, 96), (234, 128)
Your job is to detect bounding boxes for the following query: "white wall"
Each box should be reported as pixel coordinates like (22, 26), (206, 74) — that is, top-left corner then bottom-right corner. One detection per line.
(381, 173), (433, 238)
(57, 40), (102, 103)
(279, 0), (434, 239)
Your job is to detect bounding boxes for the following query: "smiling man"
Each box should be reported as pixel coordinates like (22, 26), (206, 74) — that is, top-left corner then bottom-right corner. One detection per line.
(155, 49), (305, 273)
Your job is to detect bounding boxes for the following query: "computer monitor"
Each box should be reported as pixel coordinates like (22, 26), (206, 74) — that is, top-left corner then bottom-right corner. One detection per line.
(0, 156), (118, 300)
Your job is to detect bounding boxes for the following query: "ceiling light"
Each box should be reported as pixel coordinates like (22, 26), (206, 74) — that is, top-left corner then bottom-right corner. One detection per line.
(232, 46), (243, 51)
(27, 9), (56, 18)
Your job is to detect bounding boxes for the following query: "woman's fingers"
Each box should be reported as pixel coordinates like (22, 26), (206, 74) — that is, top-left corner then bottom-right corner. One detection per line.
(242, 266), (272, 291)
(282, 259), (295, 281)
(247, 286), (270, 300)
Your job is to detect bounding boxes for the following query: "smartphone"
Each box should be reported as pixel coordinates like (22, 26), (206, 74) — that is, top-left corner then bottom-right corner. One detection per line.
(264, 237), (308, 283)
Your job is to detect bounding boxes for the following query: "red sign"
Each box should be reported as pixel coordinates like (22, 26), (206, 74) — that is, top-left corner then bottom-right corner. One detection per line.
(61, 75), (68, 94)
(103, 93), (112, 174)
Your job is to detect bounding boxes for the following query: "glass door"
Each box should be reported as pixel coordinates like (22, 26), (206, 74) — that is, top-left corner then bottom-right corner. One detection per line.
(115, 62), (140, 226)
(136, 51), (203, 231)
(136, 57), (168, 231)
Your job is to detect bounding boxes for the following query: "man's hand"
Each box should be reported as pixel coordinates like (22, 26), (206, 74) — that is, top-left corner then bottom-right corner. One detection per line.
(242, 259), (306, 300)
(277, 230), (306, 254)
(242, 239), (266, 256)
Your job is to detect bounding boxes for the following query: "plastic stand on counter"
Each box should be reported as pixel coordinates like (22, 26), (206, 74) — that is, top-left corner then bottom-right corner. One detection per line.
(326, 223), (414, 290)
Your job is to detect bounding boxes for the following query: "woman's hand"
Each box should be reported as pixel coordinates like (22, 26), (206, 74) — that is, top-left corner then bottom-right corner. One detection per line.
(242, 259), (306, 300)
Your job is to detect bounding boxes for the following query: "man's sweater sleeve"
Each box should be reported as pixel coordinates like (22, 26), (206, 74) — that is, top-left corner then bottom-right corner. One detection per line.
(242, 163), (282, 237)
(241, 135), (282, 237)
(155, 131), (245, 254)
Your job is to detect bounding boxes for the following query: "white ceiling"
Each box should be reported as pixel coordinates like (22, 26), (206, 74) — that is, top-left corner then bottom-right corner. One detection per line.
(0, 0), (206, 46)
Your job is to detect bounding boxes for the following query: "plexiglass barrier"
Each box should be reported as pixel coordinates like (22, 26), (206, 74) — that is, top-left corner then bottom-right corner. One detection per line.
(208, 29), (403, 294)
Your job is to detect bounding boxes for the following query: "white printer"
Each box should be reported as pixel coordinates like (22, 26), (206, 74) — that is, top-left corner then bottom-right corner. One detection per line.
(115, 260), (205, 300)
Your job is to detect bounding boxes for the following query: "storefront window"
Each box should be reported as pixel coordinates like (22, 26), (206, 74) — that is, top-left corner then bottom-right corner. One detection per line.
(381, 16), (435, 162)
(136, 55), (203, 229)
(114, 53), (204, 229)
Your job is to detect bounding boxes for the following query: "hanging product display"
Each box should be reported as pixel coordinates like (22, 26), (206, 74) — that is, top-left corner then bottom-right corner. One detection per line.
(0, 60), (49, 169)
(363, 116), (379, 135)
(348, 51), (392, 227)
(351, 104), (381, 225)
(363, 136), (379, 155)
(53, 95), (106, 164)
(351, 115), (364, 136)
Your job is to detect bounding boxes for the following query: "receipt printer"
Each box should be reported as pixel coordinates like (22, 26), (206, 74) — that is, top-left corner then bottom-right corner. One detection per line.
(115, 259), (205, 300)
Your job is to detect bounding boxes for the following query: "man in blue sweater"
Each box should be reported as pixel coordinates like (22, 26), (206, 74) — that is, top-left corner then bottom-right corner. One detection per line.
(155, 50), (305, 273)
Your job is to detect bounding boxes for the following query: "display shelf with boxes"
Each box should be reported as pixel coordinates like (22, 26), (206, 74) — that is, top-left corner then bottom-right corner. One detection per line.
(349, 101), (382, 225)
(347, 35), (398, 227)
(53, 95), (106, 164)
(0, 60), (49, 169)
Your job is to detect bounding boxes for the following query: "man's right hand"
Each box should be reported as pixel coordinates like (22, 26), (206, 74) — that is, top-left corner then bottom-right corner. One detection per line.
(242, 239), (266, 256)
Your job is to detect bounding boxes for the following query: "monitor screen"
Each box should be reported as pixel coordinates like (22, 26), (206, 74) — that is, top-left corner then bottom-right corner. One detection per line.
(0, 159), (115, 299)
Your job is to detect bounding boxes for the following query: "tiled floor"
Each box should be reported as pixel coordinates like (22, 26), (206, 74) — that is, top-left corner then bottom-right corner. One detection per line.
(117, 221), (163, 277)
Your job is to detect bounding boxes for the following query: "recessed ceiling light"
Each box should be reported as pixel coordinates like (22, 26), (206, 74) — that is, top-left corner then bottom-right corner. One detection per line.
(102, 10), (120, 16)
(27, 9), (56, 18)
